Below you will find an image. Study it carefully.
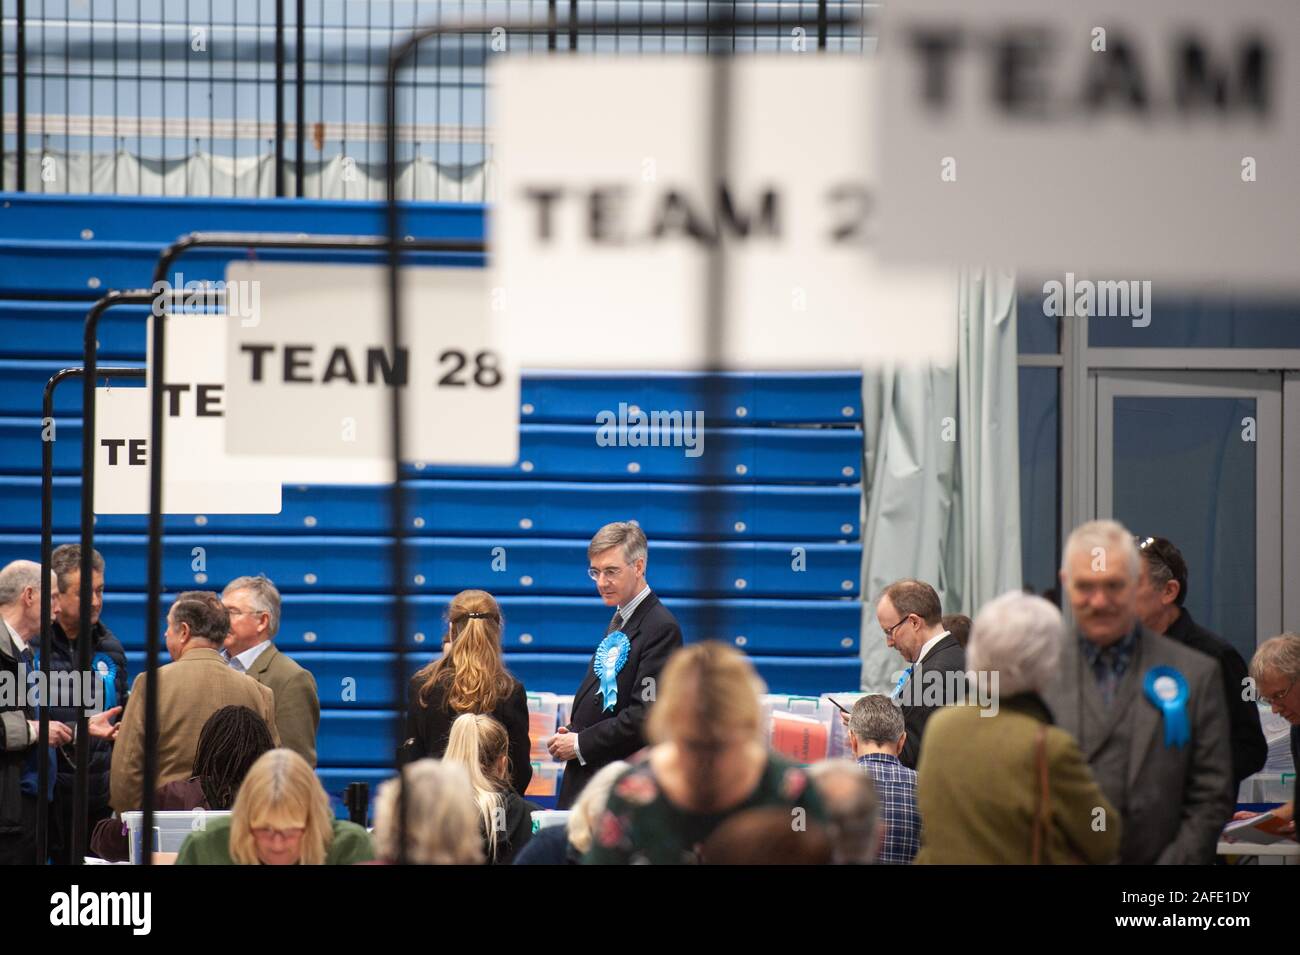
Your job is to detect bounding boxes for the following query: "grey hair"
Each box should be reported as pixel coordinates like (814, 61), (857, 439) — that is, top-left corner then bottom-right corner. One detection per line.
(373, 759), (484, 865)
(222, 574), (282, 638)
(848, 694), (905, 746)
(1250, 633), (1300, 684)
(566, 759), (631, 854)
(807, 760), (881, 865)
(50, 543), (104, 592)
(1061, 519), (1140, 583)
(967, 590), (1065, 697)
(0, 560), (43, 606)
(587, 521), (647, 566)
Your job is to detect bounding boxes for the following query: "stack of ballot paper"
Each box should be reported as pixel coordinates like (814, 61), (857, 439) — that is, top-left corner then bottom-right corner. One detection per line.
(1260, 707), (1296, 773)
(770, 711), (830, 764)
(1221, 810), (1293, 846)
(526, 692), (560, 761)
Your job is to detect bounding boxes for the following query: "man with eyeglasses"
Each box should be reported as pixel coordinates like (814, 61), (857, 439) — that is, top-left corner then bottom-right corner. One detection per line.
(874, 579), (965, 770)
(1042, 520), (1232, 864)
(221, 575), (319, 767)
(1238, 634), (1300, 838)
(549, 521), (682, 809)
(1134, 536), (1267, 790)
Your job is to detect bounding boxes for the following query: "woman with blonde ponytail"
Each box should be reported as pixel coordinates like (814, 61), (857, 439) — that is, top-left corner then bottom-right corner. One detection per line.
(444, 713), (538, 864)
(404, 590), (533, 793)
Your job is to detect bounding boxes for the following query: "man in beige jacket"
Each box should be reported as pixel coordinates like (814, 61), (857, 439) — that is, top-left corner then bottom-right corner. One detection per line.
(110, 591), (278, 812)
(221, 575), (319, 767)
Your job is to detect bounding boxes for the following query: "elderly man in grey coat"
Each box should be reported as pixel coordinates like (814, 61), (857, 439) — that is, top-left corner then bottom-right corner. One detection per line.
(1043, 519), (1234, 865)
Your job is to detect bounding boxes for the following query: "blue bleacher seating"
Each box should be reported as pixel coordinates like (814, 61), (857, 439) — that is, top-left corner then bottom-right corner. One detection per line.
(0, 192), (866, 807)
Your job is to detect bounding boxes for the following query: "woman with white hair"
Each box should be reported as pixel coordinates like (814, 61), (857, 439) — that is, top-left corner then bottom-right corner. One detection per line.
(915, 592), (1120, 864)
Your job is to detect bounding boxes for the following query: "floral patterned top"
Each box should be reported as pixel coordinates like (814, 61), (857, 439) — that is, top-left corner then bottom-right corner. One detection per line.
(582, 754), (826, 865)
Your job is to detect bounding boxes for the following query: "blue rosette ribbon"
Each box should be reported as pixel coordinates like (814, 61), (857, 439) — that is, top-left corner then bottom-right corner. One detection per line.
(92, 652), (119, 711)
(593, 631), (631, 712)
(1143, 665), (1190, 748)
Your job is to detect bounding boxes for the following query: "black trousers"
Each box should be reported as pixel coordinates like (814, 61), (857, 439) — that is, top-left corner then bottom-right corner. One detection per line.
(0, 794), (39, 866)
(48, 783), (113, 865)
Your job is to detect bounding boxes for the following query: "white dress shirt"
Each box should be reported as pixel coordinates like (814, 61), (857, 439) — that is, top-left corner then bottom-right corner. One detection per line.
(228, 639), (273, 673)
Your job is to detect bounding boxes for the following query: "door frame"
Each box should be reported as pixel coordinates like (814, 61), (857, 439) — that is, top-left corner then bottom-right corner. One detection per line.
(1094, 370), (1283, 646)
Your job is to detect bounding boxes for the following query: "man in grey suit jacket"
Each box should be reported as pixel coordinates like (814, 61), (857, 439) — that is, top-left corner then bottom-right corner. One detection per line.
(222, 575), (320, 767)
(1044, 520), (1233, 865)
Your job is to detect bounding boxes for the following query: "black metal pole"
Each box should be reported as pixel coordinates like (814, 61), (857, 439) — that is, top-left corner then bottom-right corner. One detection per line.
(295, 0), (305, 197)
(818, 0), (828, 50)
(143, 231), (482, 864)
(383, 48), (411, 866)
(379, 9), (857, 864)
(16, 0), (26, 191)
(547, 0), (557, 52)
(39, 366), (144, 865)
(275, 0), (286, 197)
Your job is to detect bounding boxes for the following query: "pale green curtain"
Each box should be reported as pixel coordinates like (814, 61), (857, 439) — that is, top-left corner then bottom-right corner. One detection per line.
(859, 268), (1022, 691)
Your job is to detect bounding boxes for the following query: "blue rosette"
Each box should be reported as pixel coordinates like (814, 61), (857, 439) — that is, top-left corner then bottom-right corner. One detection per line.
(593, 630), (631, 712)
(1143, 665), (1190, 748)
(92, 652), (119, 711)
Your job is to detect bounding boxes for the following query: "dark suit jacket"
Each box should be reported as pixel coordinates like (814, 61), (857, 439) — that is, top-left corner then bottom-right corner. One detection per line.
(1043, 625), (1234, 865)
(898, 632), (966, 770)
(1163, 608), (1266, 789)
(405, 675), (533, 796)
(246, 643), (320, 768)
(556, 591), (682, 809)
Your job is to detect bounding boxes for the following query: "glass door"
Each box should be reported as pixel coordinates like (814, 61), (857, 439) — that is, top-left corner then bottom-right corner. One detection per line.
(1095, 371), (1282, 660)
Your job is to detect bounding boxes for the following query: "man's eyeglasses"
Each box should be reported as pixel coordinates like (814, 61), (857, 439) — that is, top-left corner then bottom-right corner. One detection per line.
(588, 565), (626, 582)
(224, 607), (263, 618)
(883, 615), (913, 638)
(1261, 679), (1296, 707)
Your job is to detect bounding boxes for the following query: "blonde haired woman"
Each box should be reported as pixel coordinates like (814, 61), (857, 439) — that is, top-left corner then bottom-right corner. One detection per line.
(372, 759), (485, 865)
(584, 642), (826, 865)
(177, 749), (373, 865)
(444, 713), (538, 864)
(405, 589), (532, 794)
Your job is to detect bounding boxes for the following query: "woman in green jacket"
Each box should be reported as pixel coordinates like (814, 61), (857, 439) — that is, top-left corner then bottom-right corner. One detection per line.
(178, 749), (373, 865)
(916, 592), (1121, 865)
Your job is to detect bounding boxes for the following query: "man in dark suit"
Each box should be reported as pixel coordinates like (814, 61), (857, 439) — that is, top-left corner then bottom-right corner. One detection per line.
(550, 521), (682, 809)
(875, 579), (965, 770)
(1133, 535), (1267, 790)
(1044, 520), (1233, 865)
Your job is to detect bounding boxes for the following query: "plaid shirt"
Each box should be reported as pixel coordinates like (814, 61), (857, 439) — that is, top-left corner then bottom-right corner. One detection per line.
(857, 753), (921, 864)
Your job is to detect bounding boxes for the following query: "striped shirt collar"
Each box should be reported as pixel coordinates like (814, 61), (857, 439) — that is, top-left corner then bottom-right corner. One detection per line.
(618, 584), (652, 624)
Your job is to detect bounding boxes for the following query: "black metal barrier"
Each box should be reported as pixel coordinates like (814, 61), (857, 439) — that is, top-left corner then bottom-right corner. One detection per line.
(37, 364), (146, 865)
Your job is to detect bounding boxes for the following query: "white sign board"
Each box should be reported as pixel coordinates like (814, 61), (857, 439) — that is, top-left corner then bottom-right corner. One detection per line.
(877, 0), (1300, 288)
(93, 385), (281, 514)
(493, 57), (958, 369)
(223, 263), (519, 470)
(157, 309), (392, 485)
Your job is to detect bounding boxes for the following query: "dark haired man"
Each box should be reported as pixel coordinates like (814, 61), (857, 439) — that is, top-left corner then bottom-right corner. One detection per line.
(1135, 536), (1266, 789)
